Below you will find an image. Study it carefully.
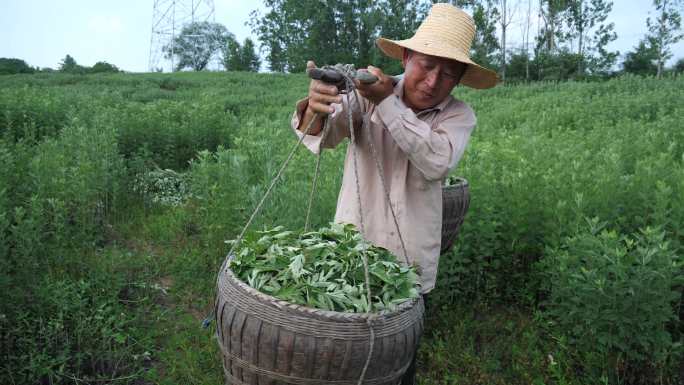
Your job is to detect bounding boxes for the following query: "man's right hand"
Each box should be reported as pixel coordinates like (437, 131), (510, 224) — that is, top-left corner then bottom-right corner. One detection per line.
(298, 61), (343, 136)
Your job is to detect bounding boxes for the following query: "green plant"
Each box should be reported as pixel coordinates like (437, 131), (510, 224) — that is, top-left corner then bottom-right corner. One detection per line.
(541, 218), (683, 382)
(229, 223), (420, 312)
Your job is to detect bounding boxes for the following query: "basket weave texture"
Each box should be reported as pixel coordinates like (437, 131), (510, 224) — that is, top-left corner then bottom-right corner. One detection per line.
(216, 266), (425, 385)
(441, 178), (470, 254)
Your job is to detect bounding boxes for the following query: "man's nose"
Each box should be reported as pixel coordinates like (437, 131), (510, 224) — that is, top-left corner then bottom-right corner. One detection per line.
(425, 69), (439, 89)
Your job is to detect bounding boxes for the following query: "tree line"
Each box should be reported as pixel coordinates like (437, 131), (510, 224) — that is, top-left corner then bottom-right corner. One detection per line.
(249, 0), (684, 81)
(0, 55), (121, 75)
(2, 0), (681, 79)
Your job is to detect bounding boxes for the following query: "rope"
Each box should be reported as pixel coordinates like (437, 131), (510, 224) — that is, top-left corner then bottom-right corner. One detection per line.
(304, 116), (332, 232)
(351, 90), (410, 266)
(342, 76), (375, 385)
(203, 112), (320, 328)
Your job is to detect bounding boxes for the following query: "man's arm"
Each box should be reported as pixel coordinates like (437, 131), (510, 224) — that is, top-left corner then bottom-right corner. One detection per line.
(291, 61), (365, 154)
(354, 65), (475, 181)
(376, 95), (476, 181)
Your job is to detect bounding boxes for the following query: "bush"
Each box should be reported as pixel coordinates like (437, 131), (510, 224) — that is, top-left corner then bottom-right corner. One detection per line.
(89, 61), (120, 74)
(541, 218), (683, 383)
(0, 58), (35, 75)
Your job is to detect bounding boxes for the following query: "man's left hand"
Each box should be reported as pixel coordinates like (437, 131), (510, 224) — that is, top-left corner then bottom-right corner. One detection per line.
(355, 66), (394, 105)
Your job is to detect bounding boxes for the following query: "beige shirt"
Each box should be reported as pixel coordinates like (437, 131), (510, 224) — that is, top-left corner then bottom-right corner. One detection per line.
(291, 79), (476, 293)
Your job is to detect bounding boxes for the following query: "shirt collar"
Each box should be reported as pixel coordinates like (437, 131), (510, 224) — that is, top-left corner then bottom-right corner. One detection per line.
(393, 77), (452, 114)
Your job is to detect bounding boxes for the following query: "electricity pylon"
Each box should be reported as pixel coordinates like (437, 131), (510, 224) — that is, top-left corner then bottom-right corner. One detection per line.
(148, 0), (216, 72)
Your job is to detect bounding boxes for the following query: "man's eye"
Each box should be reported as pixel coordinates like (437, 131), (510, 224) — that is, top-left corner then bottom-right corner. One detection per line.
(420, 60), (435, 70)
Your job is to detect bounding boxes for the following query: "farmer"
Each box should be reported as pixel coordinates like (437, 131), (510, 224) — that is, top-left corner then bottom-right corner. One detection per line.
(291, 3), (496, 382)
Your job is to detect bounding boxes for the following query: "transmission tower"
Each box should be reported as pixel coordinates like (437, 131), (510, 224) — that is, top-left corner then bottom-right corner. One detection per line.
(148, 0), (216, 72)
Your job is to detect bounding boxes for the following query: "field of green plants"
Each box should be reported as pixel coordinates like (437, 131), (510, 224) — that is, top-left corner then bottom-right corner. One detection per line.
(1, 71), (682, 385)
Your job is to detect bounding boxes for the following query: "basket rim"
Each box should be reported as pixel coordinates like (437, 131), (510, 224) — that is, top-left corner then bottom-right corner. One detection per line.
(443, 176), (468, 188)
(220, 260), (421, 323)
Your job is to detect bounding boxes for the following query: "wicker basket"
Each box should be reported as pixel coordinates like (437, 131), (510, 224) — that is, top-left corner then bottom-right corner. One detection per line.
(440, 178), (470, 254)
(216, 265), (425, 385)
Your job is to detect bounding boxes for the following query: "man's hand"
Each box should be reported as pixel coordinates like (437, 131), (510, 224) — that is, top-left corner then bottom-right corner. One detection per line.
(355, 66), (394, 105)
(298, 61), (343, 135)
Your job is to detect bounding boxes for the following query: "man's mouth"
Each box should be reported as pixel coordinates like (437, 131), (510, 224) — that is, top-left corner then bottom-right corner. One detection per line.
(419, 90), (434, 98)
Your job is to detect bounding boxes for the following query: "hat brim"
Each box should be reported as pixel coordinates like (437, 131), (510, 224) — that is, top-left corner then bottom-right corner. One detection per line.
(376, 37), (498, 89)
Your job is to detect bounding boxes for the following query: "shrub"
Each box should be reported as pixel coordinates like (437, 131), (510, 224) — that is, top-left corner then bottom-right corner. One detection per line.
(0, 58), (34, 75)
(541, 218), (683, 383)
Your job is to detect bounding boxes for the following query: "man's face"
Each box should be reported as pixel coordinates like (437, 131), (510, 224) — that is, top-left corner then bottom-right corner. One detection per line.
(401, 50), (466, 111)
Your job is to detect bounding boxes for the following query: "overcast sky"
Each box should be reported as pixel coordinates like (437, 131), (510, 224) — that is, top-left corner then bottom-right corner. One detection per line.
(1, 0), (683, 73)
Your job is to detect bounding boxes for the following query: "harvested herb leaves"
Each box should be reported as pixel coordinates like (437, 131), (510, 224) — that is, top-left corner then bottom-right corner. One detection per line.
(228, 223), (420, 313)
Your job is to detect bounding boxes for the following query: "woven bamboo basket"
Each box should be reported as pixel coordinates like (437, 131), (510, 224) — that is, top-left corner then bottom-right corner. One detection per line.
(216, 265), (425, 385)
(440, 178), (470, 254)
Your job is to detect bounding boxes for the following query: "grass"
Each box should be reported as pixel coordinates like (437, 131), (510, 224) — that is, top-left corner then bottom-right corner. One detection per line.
(1, 71), (682, 384)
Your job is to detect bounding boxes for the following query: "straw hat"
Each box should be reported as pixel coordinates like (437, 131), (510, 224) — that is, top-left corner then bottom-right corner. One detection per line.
(376, 3), (498, 89)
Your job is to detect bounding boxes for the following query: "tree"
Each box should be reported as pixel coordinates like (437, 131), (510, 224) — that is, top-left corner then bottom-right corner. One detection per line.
(646, 0), (683, 78)
(250, 0), (425, 73)
(675, 57), (684, 73)
(518, 0), (535, 80)
(537, 0), (571, 53)
(497, 0), (519, 81)
(622, 40), (658, 75)
(58, 54), (86, 74)
(564, 0), (618, 76)
(372, 0), (428, 74)
(241, 39), (262, 72)
(90, 61), (121, 73)
(224, 37), (261, 72)
(163, 21), (232, 71)
(0, 58), (34, 75)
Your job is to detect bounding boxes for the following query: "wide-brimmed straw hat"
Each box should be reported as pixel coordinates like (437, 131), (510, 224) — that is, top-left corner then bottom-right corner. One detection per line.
(376, 3), (498, 89)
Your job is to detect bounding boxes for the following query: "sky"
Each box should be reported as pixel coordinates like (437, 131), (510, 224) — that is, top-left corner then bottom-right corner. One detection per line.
(1, 0), (683, 73)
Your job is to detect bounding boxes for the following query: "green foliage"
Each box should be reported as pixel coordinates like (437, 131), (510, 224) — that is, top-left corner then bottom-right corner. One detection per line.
(250, 0), (420, 73)
(646, 0), (684, 77)
(58, 54), (87, 74)
(675, 57), (684, 73)
(563, 0), (618, 75)
(90, 61), (121, 73)
(163, 21), (232, 71)
(541, 220), (683, 382)
(622, 40), (659, 76)
(223, 37), (261, 72)
(133, 167), (192, 207)
(0, 250), (162, 385)
(0, 71), (683, 384)
(0, 57), (35, 75)
(229, 223), (419, 312)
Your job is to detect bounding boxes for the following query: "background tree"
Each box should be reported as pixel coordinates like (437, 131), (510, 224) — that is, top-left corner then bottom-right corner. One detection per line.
(537, 0), (570, 53)
(372, 0), (428, 74)
(224, 37), (261, 72)
(497, 0), (519, 81)
(564, 0), (617, 76)
(89, 61), (121, 74)
(240, 38), (262, 72)
(518, 0), (535, 80)
(0, 58), (35, 75)
(675, 57), (684, 73)
(646, 0), (683, 78)
(58, 54), (86, 74)
(163, 21), (231, 71)
(622, 40), (659, 75)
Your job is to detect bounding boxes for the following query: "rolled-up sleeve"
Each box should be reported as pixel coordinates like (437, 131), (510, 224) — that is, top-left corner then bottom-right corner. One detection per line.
(290, 92), (366, 154)
(376, 94), (476, 181)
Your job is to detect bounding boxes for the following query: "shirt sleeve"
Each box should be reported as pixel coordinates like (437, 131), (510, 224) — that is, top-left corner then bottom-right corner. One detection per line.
(375, 94), (476, 181)
(290, 93), (366, 154)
